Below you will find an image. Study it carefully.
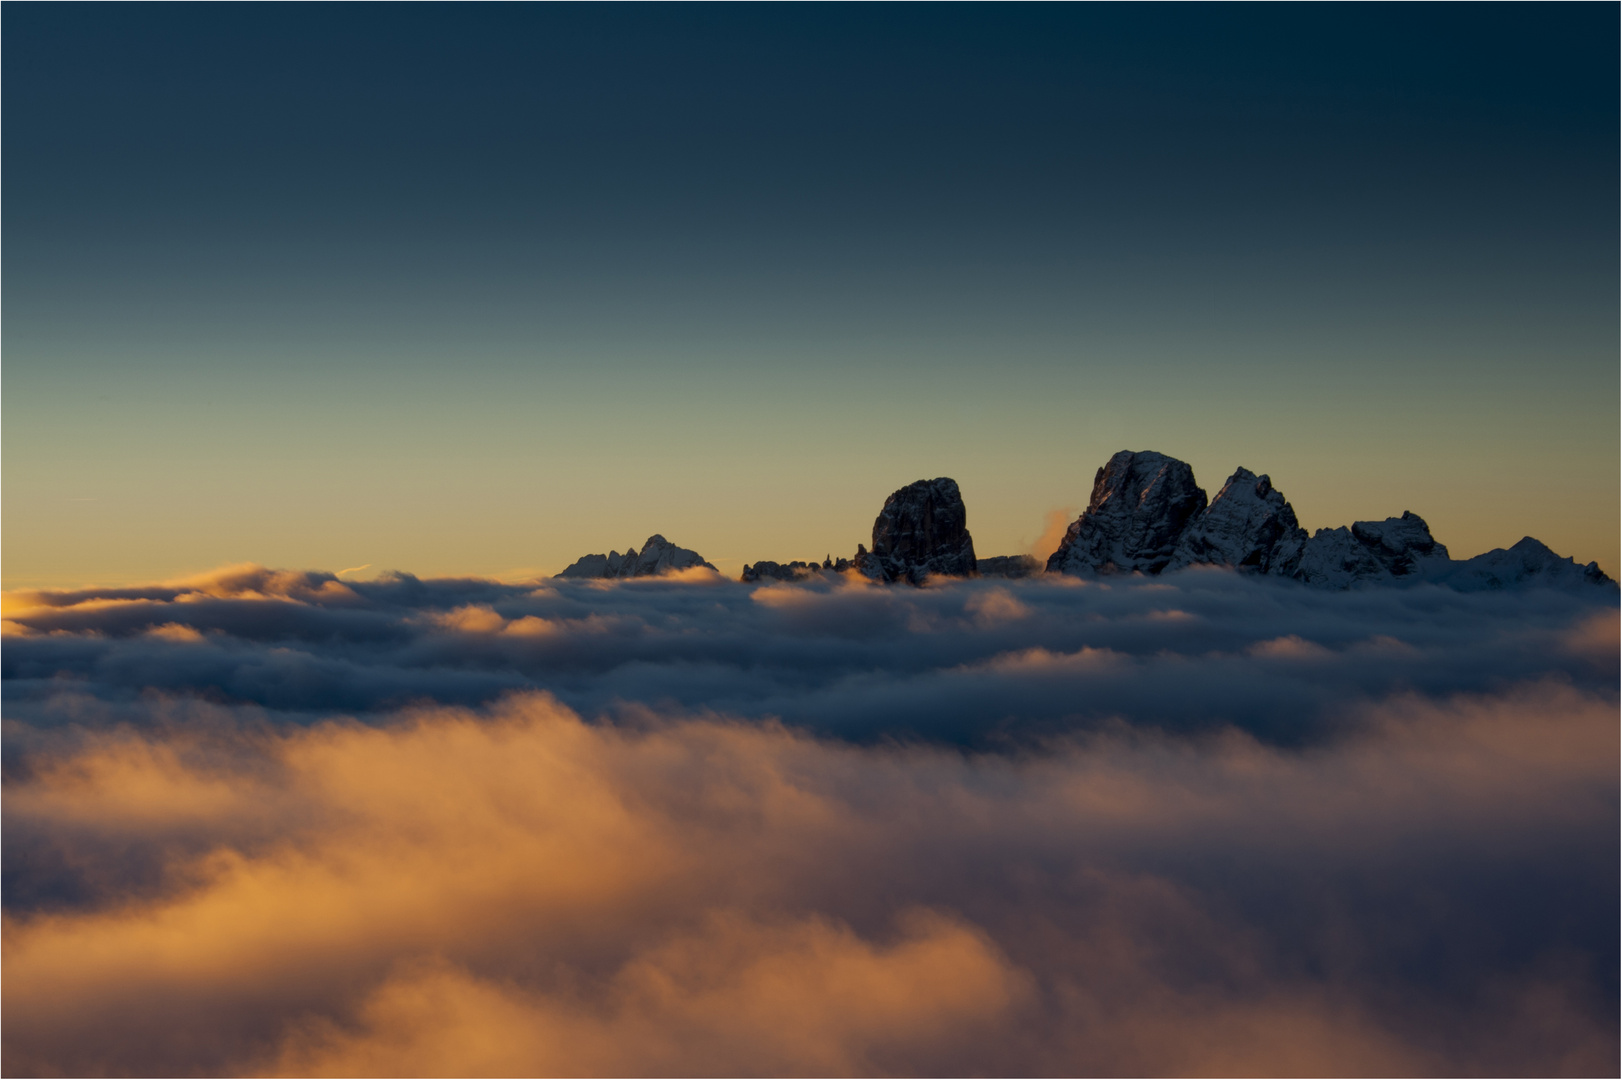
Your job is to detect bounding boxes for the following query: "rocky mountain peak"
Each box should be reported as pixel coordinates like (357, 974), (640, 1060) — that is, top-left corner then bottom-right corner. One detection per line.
(855, 477), (979, 584)
(1294, 512), (1450, 589)
(1436, 536), (1615, 591)
(1047, 450), (1208, 575)
(558, 535), (716, 579)
(1169, 466), (1308, 575)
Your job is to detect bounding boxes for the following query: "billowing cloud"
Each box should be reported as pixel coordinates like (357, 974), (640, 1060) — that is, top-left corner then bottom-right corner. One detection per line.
(2, 566), (1616, 1075)
(4, 687), (1617, 1076)
(3, 566), (1614, 746)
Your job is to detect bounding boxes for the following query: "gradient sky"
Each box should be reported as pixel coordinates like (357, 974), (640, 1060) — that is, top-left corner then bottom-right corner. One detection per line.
(5, 4), (1617, 587)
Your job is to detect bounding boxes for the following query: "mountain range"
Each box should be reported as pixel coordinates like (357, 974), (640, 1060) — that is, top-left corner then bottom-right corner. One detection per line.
(562, 450), (1614, 592)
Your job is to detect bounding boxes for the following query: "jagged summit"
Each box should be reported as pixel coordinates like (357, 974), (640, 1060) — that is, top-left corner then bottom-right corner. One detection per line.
(1047, 451), (1208, 576)
(558, 535), (716, 579)
(1168, 467), (1306, 575)
(1042, 450), (1612, 592)
(561, 454), (1612, 594)
(1294, 512), (1451, 589)
(1038, 450), (1462, 589)
(741, 557), (850, 584)
(1439, 536), (1613, 592)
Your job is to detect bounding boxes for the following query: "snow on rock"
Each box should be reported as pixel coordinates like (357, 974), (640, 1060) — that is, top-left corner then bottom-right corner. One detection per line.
(1169, 467), (1307, 576)
(1437, 537), (1616, 592)
(652, 450), (1610, 595)
(1294, 512), (1450, 589)
(1290, 528), (1387, 589)
(558, 535), (716, 579)
(1046, 451), (1208, 576)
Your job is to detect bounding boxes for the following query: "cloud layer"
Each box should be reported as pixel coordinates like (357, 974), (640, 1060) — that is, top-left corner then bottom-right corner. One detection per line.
(3, 566), (1617, 1075)
(4, 564), (1616, 747)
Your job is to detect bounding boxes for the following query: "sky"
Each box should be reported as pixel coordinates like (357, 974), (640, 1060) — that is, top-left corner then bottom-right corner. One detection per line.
(4, 5), (1617, 585)
(6, 10), (1615, 1070)
(4, 12), (1616, 1071)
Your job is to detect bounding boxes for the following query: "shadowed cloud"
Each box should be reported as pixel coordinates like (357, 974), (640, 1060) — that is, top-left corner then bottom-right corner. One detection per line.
(1, 566), (1616, 1075)
(3, 686), (1616, 1075)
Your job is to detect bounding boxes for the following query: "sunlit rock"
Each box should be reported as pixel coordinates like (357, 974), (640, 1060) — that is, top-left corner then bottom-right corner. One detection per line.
(1047, 451), (1207, 576)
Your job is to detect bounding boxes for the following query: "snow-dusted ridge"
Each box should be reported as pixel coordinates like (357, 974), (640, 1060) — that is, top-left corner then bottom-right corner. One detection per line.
(1045, 450), (1611, 591)
(557, 534), (715, 579)
(570, 451), (1614, 591)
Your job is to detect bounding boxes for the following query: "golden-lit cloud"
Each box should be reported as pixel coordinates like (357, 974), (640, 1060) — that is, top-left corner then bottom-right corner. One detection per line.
(144, 623), (208, 643)
(4, 684), (1615, 1076)
(1564, 609), (1620, 667)
(963, 586), (1031, 625)
(659, 565), (729, 584)
(1, 563), (365, 620)
(1246, 634), (1333, 660)
(1028, 508), (1074, 563)
(423, 604), (565, 637)
(979, 644), (1124, 673)
(266, 912), (1029, 1078)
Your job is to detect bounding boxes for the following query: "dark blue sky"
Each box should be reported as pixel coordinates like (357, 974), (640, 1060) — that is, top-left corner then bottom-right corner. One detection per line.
(5, 4), (1617, 584)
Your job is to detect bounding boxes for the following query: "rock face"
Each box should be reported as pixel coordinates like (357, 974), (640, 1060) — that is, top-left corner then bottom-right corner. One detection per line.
(1169, 468), (1307, 575)
(1437, 537), (1615, 592)
(854, 478), (979, 584)
(1040, 449), (1610, 592)
(558, 535), (716, 579)
(730, 450), (1611, 593)
(1047, 451), (1208, 576)
(1294, 512), (1450, 589)
(977, 555), (1042, 579)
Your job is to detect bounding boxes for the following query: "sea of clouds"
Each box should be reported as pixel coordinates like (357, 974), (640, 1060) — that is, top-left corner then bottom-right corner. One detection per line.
(3, 565), (1617, 1075)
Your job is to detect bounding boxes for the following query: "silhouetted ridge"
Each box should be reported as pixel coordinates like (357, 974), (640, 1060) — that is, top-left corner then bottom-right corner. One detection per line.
(558, 535), (715, 579)
(561, 455), (1613, 593)
(1040, 450), (1610, 591)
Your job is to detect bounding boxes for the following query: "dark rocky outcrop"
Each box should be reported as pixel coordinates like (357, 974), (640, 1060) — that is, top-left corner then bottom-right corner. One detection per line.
(1047, 451), (1208, 576)
(977, 555), (1042, 579)
(558, 535), (716, 579)
(855, 478), (979, 584)
(742, 557), (830, 583)
(1169, 467), (1307, 576)
(741, 559), (849, 583)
